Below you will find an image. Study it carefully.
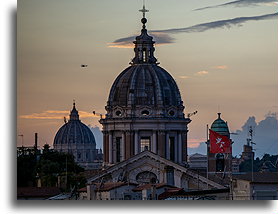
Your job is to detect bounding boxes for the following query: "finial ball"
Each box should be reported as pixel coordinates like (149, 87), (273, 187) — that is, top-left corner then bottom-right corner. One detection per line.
(141, 18), (147, 24)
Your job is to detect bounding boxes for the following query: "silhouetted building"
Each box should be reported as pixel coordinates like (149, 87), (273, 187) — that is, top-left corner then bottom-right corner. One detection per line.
(53, 102), (101, 169)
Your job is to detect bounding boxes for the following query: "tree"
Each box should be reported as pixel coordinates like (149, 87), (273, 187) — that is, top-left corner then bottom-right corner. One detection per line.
(239, 154), (277, 172)
(17, 153), (37, 187)
(17, 144), (86, 191)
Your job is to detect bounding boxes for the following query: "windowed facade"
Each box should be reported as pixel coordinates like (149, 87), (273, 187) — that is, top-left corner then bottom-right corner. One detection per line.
(140, 137), (150, 152)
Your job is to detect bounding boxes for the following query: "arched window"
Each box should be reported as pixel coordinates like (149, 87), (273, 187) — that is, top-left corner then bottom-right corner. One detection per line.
(136, 171), (157, 184)
(142, 48), (147, 62)
(216, 153), (225, 172)
(141, 110), (150, 116)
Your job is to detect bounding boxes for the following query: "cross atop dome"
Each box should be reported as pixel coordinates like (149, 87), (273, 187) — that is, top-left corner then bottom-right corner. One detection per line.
(139, 3), (149, 19)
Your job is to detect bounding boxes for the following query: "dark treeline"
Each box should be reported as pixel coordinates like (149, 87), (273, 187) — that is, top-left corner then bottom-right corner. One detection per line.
(239, 154), (278, 173)
(17, 144), (86, 191)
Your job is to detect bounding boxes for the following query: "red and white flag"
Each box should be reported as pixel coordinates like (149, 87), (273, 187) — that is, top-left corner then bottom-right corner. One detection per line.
(209, 129), (231, 153)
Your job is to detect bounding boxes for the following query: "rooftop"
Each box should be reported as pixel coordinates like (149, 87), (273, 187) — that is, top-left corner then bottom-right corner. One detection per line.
(233, 172), (278, 183)
(17, 187), (61, 198)
(92, 182), (137, 192)
(132, 183), (175, 192)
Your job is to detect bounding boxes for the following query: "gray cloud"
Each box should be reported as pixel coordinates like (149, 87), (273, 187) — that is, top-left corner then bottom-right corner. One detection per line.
(232, 113), (278, 157)
(108, 32), (175, 48)
(154, 12), (278, 34)
(88, 125), (103, 149)
(110, 12), (278, 48)
(194, 0), (278, 11)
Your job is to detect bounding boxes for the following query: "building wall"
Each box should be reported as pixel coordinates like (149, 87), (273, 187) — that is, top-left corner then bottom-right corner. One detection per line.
(232, 179), (250, 200)
(91, 185), (138, 200)
(54, 143), (98, 168)
(251, 183), (278, 200)
(232, 179), (278, 200)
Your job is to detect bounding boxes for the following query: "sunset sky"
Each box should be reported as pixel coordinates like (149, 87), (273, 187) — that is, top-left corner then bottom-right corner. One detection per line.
(17, 0), (278, 157)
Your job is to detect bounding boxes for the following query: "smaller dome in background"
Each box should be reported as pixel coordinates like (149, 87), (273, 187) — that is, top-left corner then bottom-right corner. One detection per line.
(211, 113), (230, 137)
(53, 102), (96, 146)
(53, 102), (99, 168)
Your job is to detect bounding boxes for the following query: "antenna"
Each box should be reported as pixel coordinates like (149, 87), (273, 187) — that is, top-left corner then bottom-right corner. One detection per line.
(246, 126), (256, 183)
(249, 126), (256, 146)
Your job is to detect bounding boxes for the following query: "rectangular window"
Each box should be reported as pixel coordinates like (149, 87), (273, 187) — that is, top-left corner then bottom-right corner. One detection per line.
(140, 137), (150, 152)
(116, 137), (121, 162)
(169, 137), (175, 161)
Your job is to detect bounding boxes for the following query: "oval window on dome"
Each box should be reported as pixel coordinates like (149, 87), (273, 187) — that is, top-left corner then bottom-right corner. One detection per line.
(115, 110), (122, 116)
(168, 110), (175, 116)
(141, 110), (150, 116)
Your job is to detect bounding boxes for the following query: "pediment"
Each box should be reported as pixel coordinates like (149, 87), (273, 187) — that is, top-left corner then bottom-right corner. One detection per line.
(87, 150), (225, 189)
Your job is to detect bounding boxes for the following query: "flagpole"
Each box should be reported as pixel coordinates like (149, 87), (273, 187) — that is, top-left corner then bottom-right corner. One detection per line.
(206, 124), (209, 189)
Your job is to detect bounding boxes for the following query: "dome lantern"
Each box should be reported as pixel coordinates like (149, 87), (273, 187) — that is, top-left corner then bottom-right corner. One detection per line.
(69, 101), (80, 121)
(131, 4), (157, 65)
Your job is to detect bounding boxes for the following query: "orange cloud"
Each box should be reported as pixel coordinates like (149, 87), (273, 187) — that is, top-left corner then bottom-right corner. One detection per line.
(179, 75), (190, 79)
(213, 65), (228, 70)
(259, 2), (278, 6)
(188, 138), (207, 148)
(107, 43), (134, 48)
(195, 70), (209, 76)
(20, 110), (99, 120)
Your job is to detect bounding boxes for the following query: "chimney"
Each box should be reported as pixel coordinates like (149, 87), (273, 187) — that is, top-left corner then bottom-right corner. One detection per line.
(34, 133), (38, 151)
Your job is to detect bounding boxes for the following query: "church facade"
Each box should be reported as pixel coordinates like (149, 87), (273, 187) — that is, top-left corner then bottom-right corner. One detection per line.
(87, 151), (225, 194)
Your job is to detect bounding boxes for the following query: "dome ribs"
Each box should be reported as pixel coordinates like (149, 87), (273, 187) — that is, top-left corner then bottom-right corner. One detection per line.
(106, 64), (185, 119)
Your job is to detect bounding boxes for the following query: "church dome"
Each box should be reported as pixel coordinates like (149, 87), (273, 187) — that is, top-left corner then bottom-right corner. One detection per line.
(108, 64), (183, 107)
(53, 103), (96, 146)
(211, 113), (230, 137)
(106, 13), (185, 119)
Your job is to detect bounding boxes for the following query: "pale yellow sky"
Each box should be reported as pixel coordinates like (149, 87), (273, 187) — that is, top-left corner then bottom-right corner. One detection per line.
(17, 0), (278, 153)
